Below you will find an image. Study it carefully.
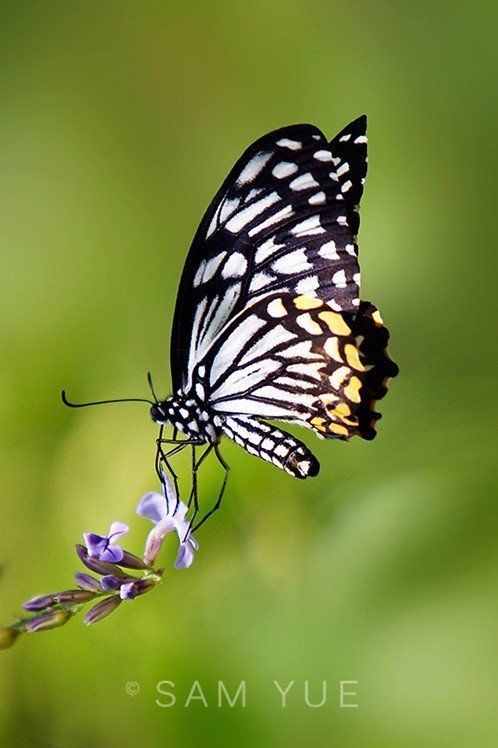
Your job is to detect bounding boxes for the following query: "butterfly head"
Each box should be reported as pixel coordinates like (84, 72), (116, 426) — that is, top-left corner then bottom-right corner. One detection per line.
(150, 401), (172, 424)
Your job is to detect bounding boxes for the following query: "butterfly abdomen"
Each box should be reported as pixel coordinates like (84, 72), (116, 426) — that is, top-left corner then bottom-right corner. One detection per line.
(221, 415), (320, 478)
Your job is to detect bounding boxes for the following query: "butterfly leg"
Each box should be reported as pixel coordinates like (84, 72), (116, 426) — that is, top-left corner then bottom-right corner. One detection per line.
(191, 444), (230, 532)
(156, 441), (187, 512)
(186, 443), (214, 534)
(156, 430), (205, 508)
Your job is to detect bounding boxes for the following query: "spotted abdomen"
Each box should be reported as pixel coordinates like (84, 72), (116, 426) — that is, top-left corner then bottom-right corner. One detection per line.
(221, 415), (319, 478)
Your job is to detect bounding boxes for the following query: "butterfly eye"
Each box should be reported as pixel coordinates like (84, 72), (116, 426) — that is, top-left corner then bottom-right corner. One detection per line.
(150, 404), (167, 422)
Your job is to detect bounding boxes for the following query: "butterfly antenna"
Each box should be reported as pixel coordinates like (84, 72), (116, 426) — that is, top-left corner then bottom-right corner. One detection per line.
(146, 372), (159, 404)
(61, 390), (155, 408)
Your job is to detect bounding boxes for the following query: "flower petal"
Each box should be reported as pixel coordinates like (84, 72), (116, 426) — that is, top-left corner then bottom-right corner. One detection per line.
(142, 517), (176, 566)
(101, 575), (122, 591)
(175, 541), (195, 569)
(136, 491), (166, 524)
(83, 532), (107, 557)
(108, 521), (129, 540)
(120, 582), (138, 600)
(99, 544), (124, 563)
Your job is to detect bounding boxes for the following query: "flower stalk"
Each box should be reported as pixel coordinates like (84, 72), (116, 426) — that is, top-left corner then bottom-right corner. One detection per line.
(0, 471), (197, 650)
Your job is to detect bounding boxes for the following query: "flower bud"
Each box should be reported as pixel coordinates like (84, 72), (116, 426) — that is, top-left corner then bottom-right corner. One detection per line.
(133, 578), (157, 597)
(53, 589), (97, 605)
(26, 609), (72, 633)
(0, 626), (21, 649)
(22, 593), (59, 612)
(101, 575), (122, 591)
(118, 551), (152, 570)
(84, 595), (122, 625)
(75, 544), (126, 577)
(74, 573), (102, 592)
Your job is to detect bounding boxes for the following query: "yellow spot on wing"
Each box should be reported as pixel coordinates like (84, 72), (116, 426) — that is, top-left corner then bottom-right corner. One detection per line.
(344, 376), (362, 403)
(319, 311), (352, 336)
(333, 402), (351, 417)
(294, 295), (323, 310)
(372, 310), (384, 326)
(344, 343), (365, 371)
(311, 416), (327, 431)
(329, 423), (349, 437)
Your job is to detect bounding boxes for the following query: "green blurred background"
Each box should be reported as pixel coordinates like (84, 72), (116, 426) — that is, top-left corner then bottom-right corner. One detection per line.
(1, 1), (496, 746)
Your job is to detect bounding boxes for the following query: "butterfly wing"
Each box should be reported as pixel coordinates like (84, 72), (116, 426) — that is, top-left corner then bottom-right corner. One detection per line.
(196, 291), (397, 440)
(170, 117), (369, 392)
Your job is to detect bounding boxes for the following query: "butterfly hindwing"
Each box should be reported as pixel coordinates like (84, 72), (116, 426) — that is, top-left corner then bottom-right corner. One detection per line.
(194, 291), (397, 441)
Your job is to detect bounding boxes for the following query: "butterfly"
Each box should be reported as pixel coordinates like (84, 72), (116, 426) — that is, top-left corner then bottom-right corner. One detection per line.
(147, 115), (398, 524)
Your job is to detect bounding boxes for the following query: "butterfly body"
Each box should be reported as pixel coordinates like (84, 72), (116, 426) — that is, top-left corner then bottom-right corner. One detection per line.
(151, 395), (220, 443)
(153, 116), (398, 481)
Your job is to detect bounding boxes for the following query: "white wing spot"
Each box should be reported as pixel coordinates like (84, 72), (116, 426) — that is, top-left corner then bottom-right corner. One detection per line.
(220, 196), (240, 224)
(339, 134), (351, 142)
(222, 252), (248, 279)
(332, 157), (341, 166)
(332, 269), (347, 287)
(277, 138), (302, 150)
(291, 215), (325, 236)
(296, 313), (322, 335)
(272, 248), (310, 274)
(296, 275), (319, 294)
(337, 215), (348, 225)
(336, 162), (350, 176)
(272, 161), (298, 179)
(193, 260), (206, 288)
(245, 187), (263, 202)
(255, 235), (285, 263)
(237, 151), (272, 185)
(267, 298), (287, 318)
(225, 192), (279, 233)
(354, 135), (368, 144)
(289, 172), (319, 191)
(201, 252), (226, 284)
(308, 191), (326, 205)
(248, 205), (293, 237)
(327, 299), (343, 312)
(249, 271), (274, 292)
(341, 180), (353, 193)
(345, 244), (356, 256)
(319, 240), (340, 260)
(313, 150), (333, 162)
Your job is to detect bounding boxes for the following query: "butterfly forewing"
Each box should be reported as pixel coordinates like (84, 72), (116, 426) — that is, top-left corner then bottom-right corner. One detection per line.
(162, 117), (397, 482)
(170, 117), (368, 391)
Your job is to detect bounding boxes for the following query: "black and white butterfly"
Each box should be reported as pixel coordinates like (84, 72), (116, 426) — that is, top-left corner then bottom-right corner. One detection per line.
(148, 115), (398, 523)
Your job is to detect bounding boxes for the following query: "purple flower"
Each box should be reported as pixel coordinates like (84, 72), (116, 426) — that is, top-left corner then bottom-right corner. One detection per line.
(137, 472), (198, 568)
(83, 521), (129, 563)
(120, 582), (138, 600)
